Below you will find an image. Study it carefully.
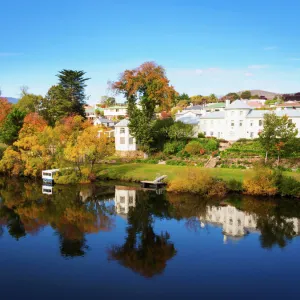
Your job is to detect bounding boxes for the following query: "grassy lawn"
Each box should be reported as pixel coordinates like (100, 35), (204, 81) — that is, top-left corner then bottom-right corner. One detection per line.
(96, 163), (300, 183)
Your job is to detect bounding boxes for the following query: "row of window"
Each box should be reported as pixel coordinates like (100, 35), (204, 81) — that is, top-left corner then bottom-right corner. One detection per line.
(119, 137), (134, 144)
(203, 120), (264, 126)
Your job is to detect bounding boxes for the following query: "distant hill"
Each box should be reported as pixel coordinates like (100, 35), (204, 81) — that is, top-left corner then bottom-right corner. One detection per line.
(0, 97), (19, 104)
(237, 90), (280, 100)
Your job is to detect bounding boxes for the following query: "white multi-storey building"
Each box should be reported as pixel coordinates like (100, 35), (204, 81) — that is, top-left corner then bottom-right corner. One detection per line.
(103, 106), (127, 120)
(114, 119), (137, 152)
(199, 100), (300, 141)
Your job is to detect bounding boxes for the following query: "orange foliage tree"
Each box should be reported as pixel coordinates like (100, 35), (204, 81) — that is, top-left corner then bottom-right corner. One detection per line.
(0, 97), (12, 126)
(111, 62), (177, 151)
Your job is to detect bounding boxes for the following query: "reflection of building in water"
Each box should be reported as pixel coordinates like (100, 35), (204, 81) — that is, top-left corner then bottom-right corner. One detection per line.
(115, 186), (136, 215)
(199, 205), (300, 242)
(42, 185), (53, 195)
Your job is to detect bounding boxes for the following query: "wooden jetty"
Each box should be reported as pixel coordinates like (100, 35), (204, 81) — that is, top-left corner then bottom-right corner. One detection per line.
(141, 175), (167, 189)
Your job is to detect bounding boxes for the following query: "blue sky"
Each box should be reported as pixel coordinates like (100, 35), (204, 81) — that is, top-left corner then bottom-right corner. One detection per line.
(1, 0), (300, 103)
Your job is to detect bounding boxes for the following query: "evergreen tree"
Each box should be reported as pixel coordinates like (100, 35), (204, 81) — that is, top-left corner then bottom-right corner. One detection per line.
(57, 70), (90, 118)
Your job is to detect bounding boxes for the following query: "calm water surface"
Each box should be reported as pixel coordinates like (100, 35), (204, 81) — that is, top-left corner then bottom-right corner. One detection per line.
(0, 178), (300, 299)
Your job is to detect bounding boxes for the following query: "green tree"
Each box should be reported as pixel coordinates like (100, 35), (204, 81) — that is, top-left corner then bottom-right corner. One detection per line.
(175, 93), (190, 105)
(16, 90), (44, 113)
(208, 93), (218, 103)
(240, 90), (252, 99)
(224, 92), (239, 101)
(0, 108), (26, 145)
(168, 121), (193, 140)
(40, 85), (72, 126)
(258, 113), (298, 163)
(100, 96), (116, 107)
(57, 69), (90, 118)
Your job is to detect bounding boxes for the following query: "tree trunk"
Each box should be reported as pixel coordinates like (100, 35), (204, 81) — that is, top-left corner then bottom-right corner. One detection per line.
(265, 151), (268, 163)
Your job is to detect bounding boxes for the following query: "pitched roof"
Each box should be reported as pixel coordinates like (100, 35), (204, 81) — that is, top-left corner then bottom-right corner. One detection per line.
(246, 110), (300, 118)
(177, 116), (200, 125)
(206, 102), (226, 108)
(199, 111), (225, 119)
(95, 117), (113, 123)
(184, 105), (204, 110)
(115, 119), (129, 127)
(225, 100), (252, 110)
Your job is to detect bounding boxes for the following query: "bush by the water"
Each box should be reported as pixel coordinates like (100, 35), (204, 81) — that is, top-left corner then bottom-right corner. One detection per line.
(277, 175), (300, 198)
(243, 167), (278, 196)
(227, 179), (243, 192)
(167, 168), (227, 197)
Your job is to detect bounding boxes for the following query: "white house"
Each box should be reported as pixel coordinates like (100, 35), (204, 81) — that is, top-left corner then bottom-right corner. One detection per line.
(94, 117), (115, 127)
(104, 105), (127, 120)
(114, 119), (137, 152)
(199, 99), (300, 141)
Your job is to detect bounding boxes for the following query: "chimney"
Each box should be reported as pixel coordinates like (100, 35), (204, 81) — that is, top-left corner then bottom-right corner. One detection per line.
(225, 99), (230, 107)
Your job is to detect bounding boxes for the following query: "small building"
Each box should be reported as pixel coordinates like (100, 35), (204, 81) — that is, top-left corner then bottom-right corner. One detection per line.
(114, 119), (138, 153)
(94, 117), (115, 127)
(85, 105), (96, 121)
(104, 105), (127, 120)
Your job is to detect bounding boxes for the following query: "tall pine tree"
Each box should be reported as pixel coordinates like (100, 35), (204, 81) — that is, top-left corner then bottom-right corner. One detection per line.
(57, 70), (90, 118)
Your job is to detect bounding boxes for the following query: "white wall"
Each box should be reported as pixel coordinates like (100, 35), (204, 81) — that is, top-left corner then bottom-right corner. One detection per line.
(115, 126), (137, 151)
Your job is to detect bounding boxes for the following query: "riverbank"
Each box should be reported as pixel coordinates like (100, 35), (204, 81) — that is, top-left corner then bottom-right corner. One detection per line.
(96, 163), (300, 183)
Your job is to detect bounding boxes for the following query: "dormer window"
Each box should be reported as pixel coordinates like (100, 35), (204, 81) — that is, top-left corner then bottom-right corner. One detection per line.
(120, 128), (125, 134)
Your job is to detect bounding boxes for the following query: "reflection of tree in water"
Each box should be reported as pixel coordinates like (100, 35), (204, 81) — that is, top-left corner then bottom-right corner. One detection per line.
(0, 179), (115, 257)
(108, 191), (177, 278)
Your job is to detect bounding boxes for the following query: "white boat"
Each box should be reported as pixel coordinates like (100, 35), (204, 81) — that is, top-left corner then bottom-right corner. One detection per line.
(42, 169), (59, 184)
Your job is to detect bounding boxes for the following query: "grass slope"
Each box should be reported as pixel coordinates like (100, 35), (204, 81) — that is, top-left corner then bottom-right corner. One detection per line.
(97, 163), (300, 183)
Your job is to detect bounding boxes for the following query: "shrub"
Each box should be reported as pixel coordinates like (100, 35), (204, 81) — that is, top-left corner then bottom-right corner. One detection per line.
(184, 141), (202, 155)
(277, 176), (300, 198)
(243, 167), (278, 196)
(198, 132), (205, 138)
(205, 139), (219, 151)
(226, 179), (243, 192)
(167, 168), (228, 197)
(163, 141), (186, 155)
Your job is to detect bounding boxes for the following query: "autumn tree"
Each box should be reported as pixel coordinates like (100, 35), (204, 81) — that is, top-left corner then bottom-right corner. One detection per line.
(57, 69), (90, 118)
(0, 97), (12, 126)
(221, 92), (239, 101)
(190, 95), (205, 105)
(111, 62), (177, 152)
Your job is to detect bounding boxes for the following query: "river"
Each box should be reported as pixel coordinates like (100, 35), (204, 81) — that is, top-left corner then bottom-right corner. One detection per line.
(0, 178), (300, 299)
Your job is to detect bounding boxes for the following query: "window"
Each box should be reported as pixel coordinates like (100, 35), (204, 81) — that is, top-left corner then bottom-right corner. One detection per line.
(120, 137), (125, 144)
(231, 120), (234, 127)
(229, 218), (233, 225)
(116, 109), (119, 112)
(129, 196), (133, 204)
(129, 137), (134, 144)
(120, 196), (125, 203)
(250, 132), (254, 138)
(259, 120), (263, 126)
(240, 111), (243, 116)
(231, 111), (235, 116)
(203, 131), (206, 136)
(120, 127), (125, 134)
(250, 120), (253, 127)
(210, 131), (213, 136)
(239, 120), (243, 127)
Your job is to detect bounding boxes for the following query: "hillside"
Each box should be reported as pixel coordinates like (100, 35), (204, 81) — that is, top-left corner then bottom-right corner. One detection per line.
(237, 90), (280, 100)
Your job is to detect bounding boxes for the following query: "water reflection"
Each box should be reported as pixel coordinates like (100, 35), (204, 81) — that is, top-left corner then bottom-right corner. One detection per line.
(1, 178), (300, 276)
(199, 204), (300, 244)
(109, 186), (176, 278)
